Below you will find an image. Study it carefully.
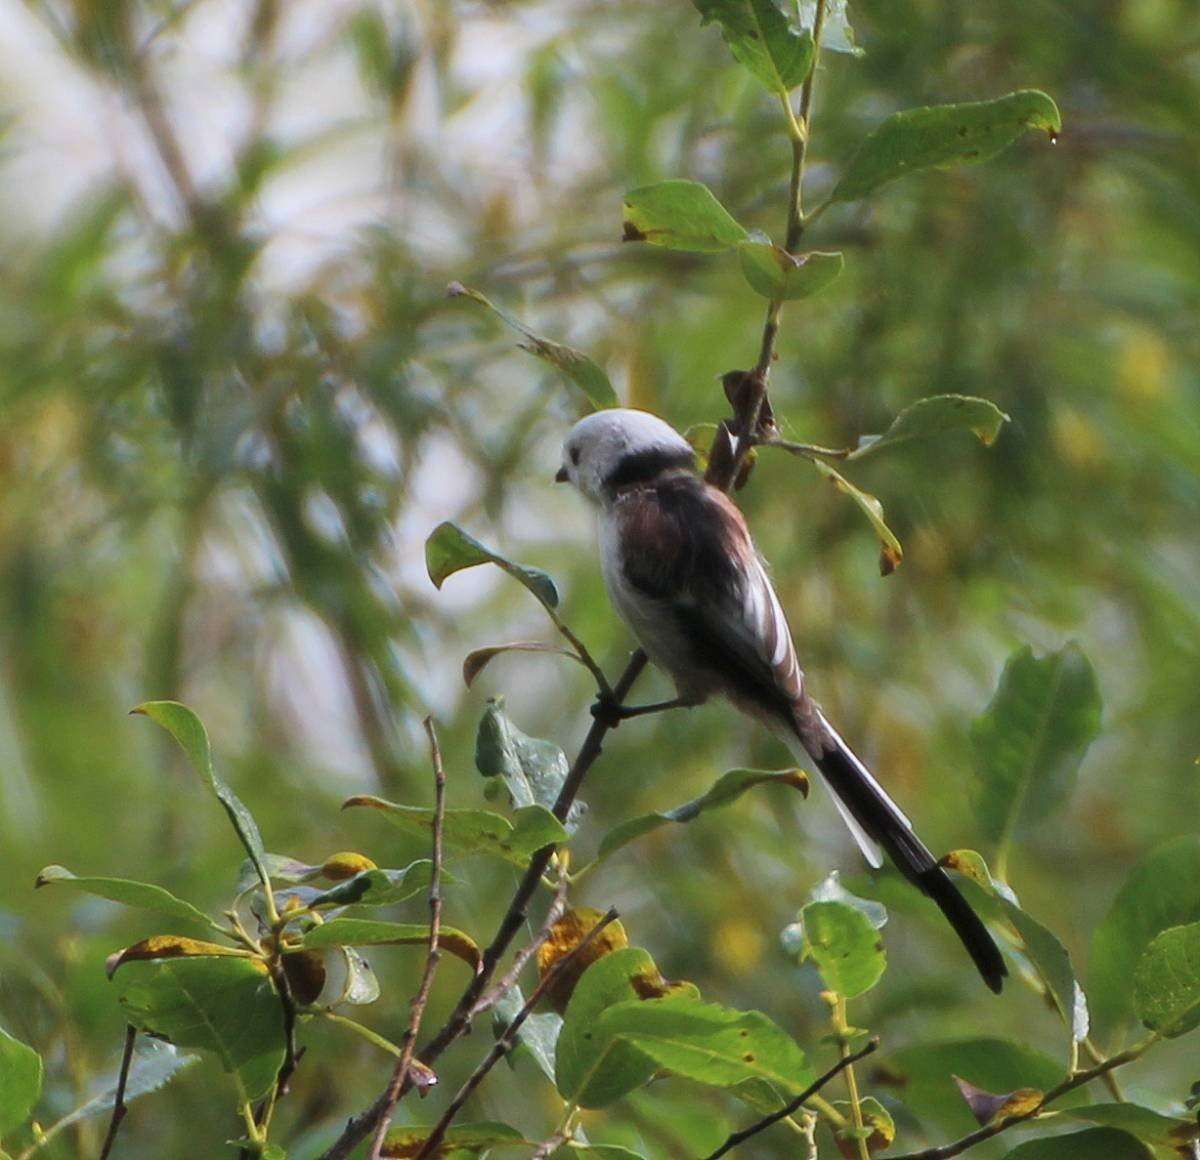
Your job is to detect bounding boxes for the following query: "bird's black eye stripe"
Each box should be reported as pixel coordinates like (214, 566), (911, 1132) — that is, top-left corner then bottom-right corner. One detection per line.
(570, 447), (581, 465)
(604, 446), (696, 490)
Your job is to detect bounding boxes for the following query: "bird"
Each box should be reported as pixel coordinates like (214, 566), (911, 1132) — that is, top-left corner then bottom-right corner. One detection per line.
(556, 407), (1006, 993)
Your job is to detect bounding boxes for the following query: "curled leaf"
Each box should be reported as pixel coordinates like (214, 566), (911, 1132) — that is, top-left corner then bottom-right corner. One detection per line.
(954, 1075), (1043, 1126)
(463, 642), (581, 688)
(425, 522), (559, 610)
(809, 458), (903, 575)
(106, 937), (254, 980)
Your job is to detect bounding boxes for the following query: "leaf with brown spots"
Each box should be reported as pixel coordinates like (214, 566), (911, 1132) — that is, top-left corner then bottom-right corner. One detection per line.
(537, 907), (630, 1012)
(834, 1096), (896, 1155)
(106, 936), (254, 980)
(282, 950), (327, 1006)
(319, 851), (377, 881)
(954, 1075), (1043, 1126)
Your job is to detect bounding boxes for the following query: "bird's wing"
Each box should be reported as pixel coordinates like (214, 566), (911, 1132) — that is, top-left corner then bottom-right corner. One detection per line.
(617, 479), (886, 867)
(616, 479), (804, 712)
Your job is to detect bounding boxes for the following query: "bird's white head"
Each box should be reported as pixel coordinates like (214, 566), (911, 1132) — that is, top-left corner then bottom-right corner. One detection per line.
(557, 408), (696, 506)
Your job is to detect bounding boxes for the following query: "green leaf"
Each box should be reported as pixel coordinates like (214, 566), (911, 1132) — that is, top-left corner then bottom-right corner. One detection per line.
(849, 395), (1009, 459)
(1000, 1128), (1152, 1160)
(799, 0), (861, 55)
(622, 181), (748, 253)
(597, 768), (808, 866)
(832, 90), (1061, 203)
(114, 957), (285, 1100)
(887, 1039), (1078, 1138)
(301, 918), (482, 972)
(380, 1121), (529, 1157)
(808, 458), (903, 575)
(797, 899), (886, 998)
(307, 861), (438, 909)
(0, 1025), (42, 1138)
(556, 947), (696, 1108)
(425, 521), (559, 610)
(692, 0), (814, 93)
(1062, 1103), (1200, 1150)
(447, 282), (617, 409)
(132, 702), (269, 886)
(1132, 922), (1200, 1037)
(738, 244), (843, 301)
(1091, 836), (1200, 1033)
(344, 795), (569, 866)
(493, 987), (561, 1084)
(946, 851), (1088, 1043)
(832, 1096), (895, 1154)
(463, 642), (581, 688)
(475, 698), (579, 828)
(573, 996), (813, 1109)
(35, 865), (217, 930)
(970, 644), (1101, 854)
(42, 1040), (198, 1135)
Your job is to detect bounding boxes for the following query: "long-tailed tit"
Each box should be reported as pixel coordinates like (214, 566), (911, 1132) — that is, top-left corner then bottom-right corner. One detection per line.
(557, 407), (1005, 992)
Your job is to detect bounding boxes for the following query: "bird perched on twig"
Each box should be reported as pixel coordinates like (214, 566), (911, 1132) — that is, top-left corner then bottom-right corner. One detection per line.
(556, 407), (1005, 993)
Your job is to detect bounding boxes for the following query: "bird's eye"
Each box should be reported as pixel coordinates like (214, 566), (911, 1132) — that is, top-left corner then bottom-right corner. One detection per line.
(569, 447), (580, 465)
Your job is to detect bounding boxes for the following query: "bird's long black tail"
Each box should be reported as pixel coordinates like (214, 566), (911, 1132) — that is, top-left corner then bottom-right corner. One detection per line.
(789, 705), (1007, 994)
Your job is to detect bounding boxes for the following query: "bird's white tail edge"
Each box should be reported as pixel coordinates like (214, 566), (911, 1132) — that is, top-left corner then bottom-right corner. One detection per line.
(782, 728), (884, 868)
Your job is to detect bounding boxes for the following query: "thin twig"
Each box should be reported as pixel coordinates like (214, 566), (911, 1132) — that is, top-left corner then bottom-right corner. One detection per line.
(97, 1025), (137, 1160)
(530, 1128), (571, 1160)
(889, 1035), (1159, 1160)
(413, 909), (619, 1160)
(470, 872), (569, 1020)
(716, 0), (830, 489)
(366, 718), (449, 1160)
(704, 1038), (879, 1159)
(762, 436), (851, 460)
(317, 652), (645, 1160)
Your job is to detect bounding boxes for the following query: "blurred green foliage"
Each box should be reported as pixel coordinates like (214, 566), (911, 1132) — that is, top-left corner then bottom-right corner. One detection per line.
(0, 0), (1198, 1156)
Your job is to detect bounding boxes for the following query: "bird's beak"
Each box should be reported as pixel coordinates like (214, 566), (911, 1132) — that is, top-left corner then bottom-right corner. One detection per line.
(555, 466), (569, 483)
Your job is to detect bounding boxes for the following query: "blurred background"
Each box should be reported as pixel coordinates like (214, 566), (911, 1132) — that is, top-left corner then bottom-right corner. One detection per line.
(0, 0), (1197, 1155)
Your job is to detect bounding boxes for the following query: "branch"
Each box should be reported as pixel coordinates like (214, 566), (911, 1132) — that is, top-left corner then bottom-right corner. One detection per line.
(710, 0), (830, 491)
(366, 718), (449, 1159)
(889, 1035), (1159, 1160)
(97, 1025), (137, 1160)
(320, 655), (647, 1160)
(704, 1037), (879, 1159)
(413, 909), (619, 1160)
(470, 872), (569, 1020)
